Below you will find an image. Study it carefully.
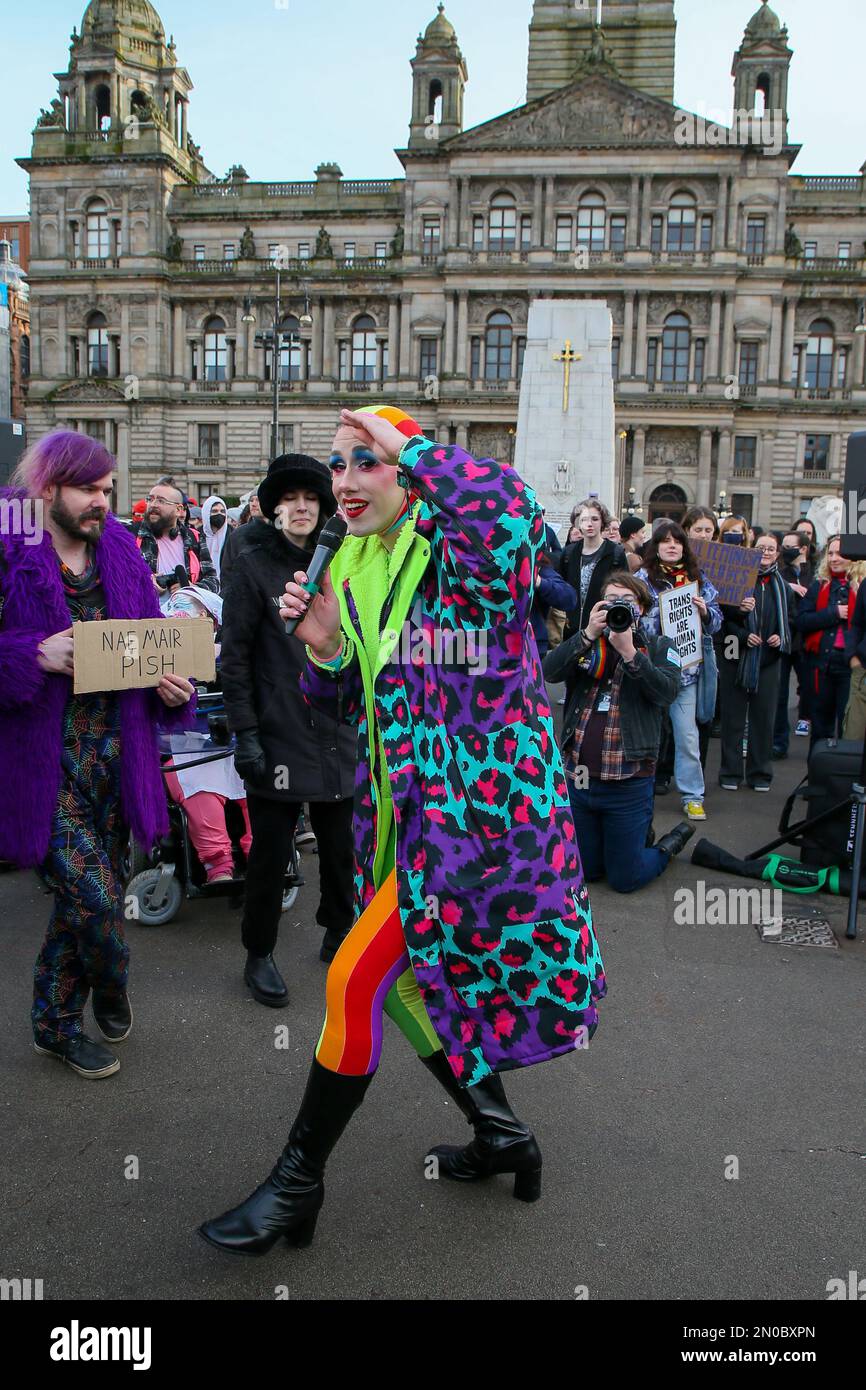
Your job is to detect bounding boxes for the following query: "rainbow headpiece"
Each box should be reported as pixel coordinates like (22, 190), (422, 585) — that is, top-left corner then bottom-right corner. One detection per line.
(354, 404), (422, 439)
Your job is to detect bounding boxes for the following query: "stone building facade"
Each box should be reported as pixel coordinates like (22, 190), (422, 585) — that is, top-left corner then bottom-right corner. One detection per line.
(18, 0), (866, 529)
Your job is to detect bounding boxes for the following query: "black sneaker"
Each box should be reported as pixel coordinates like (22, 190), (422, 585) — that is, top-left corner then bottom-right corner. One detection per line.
(750, 780), (772, 793)
(93, 991), (133, 1043)
(655, 778), (671, 796)
(719, 779), (740, 791)
(319, 927), (351, 964)
(34, 1033), (120, 1079)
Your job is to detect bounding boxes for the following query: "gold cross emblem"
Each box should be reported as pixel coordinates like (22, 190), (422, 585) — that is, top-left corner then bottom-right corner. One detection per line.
(553, 340), (582, 413)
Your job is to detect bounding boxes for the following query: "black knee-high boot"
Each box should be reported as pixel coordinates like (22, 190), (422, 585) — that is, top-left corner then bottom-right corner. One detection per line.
(419, 1052), (543, 1202)
(199, 1059), (374, 1255)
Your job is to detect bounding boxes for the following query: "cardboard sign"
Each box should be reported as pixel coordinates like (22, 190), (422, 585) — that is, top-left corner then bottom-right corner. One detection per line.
(73, 618), (215, 694)
(659, 582), (703, 670)
(692, 539), (761, 606)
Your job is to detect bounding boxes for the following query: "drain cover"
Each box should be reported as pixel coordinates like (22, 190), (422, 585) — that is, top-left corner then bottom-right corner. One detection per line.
(757, 915), (838, 948)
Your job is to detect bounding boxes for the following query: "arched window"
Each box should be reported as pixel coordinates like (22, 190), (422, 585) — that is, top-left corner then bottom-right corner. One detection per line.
(577, 192), (606, 252)
(130, 90), (149, 120)
(87, 311), (109, 377)
(277, 315), (302, 383)
(648, 483), (688, 523)
(484, 311), (513, 381)
(428, 79), (443, 123)
(175, 96), (184, 145)
(204, 316), (227, 383)
(351, 314), (377, 382)
(86, 200), (110, 259)
(667, 191), (697, 253)
(94, 83), (111, 132)
(755, 73), (771, 116)
(489, 193), (517, 252)
(661, 312), (691, 383)
(805, 318), (834, 390)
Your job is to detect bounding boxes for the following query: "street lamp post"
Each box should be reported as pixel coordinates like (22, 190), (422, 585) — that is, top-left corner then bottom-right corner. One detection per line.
(246, 267), (312, 461)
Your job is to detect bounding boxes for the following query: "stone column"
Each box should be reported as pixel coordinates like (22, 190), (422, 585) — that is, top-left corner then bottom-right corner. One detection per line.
(399, 293), (413, 378)
(121, 190), (130, 257)
(58, 299), (68, 376)
(147, 300), (158, 376)
(459, 176), (470, 248)
(631, 426), (646, 502)
(635, 292), (648, 377)
(628, 175), (640, 249)
(322, 300), (335, 378)
(781, 296), (796, 385)
(78, 82), (86, 132)
(456, 290), (469, 378)
(444, 291), (455, 376)
(388, 298), (399, 379)
(543, 176), (555, 247)
(721, 295), (736, 379)
(456, 424), (469, 451)
(235, 304), (249, 376)
(757, 432), (776, 519)
(708, 292), (722, 378)
(717, 428), (733, 498)
(116, 419), (131, 515)
(120, 300), (131, 376)
(853, 317), (866, 387)
(533, 177), (543, 247)
(697, 428), (713, 505)
(715, 176), (728, 250)
(311, 297), (324, 377)
(768, 299), (783, 384)
(623, 290), (636, 375)
(639, 175), (653, 248)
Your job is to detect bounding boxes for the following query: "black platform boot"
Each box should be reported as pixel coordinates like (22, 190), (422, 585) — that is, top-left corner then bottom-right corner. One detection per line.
(420, 1052), (543, 1202)
(198, 1059), (373, 1255)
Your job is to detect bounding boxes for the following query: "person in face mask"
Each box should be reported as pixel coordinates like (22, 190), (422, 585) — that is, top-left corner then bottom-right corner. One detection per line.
(201, 496), (229, 584)
(718, 515), (751, 547)
(796, 536), (866, 747)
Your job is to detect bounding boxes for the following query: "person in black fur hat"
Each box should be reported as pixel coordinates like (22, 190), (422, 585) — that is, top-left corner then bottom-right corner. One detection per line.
(220, 455), (357, 998)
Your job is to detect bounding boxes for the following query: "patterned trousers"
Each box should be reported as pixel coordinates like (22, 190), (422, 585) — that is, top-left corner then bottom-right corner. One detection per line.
(33, 755), (129, 1044)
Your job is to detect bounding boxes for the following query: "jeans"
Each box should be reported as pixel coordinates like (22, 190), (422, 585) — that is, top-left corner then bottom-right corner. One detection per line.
(568, 774), (670, 894)
(669, 681), (705, 804)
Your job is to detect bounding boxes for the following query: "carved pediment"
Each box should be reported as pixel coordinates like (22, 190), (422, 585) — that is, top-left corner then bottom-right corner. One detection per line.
(446, 74), (681, 152)
(50, 379), (125, 404)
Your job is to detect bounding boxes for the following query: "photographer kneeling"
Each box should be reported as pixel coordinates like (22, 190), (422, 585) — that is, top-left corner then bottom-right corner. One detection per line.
(543, 572), (694, 893)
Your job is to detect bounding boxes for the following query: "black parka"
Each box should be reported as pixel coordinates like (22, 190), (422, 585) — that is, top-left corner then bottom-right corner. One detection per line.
(219, 522), (357, 803)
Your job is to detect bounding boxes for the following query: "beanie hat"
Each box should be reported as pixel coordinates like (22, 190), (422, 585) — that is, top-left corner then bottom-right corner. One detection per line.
(257, 453), (337, 522)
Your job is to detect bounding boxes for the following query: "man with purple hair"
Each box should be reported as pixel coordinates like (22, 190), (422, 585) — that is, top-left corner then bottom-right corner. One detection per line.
(0, 431), (195, 1079)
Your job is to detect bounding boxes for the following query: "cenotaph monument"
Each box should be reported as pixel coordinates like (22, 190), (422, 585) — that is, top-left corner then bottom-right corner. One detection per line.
(513, 299), (615, 541)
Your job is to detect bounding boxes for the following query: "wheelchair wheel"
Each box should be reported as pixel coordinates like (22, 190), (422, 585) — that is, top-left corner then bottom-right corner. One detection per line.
(123, 837), (152, 883)
(281, 885), (300, 913)
(127, 868), (183, 926)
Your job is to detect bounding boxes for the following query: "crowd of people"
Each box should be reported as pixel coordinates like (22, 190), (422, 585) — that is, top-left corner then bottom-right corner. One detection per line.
(0, 415), (853, 1256)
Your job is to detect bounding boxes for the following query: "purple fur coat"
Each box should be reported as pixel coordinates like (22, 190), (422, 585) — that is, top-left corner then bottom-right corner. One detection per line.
(0, 495), (195, 868)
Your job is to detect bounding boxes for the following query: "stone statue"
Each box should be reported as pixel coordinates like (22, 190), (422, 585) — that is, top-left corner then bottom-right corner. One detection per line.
(239, 226), (256, 258)
(784, 224), (803, 258)
(35, 97), (65, 130)
(187, 135), (202, 160)
(166, 230), (183, 262)
(315, 226), (333, 258)
(390, 224), (404, 256)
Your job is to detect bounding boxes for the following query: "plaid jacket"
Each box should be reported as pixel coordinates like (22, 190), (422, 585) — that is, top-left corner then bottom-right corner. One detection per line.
(134, 522), (219, 594)
(568, 655), (655, 781)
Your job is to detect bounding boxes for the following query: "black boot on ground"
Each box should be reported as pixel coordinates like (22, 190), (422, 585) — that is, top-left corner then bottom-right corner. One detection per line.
(655, 821), (695, 858)
(198, 1059), (373, 1255)
(244, 952), (289, 1007)
(420, 1052), (542, 1202)
(93, 990), (133, 1043)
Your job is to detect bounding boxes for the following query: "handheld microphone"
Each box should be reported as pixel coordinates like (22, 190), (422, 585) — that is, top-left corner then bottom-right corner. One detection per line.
(284, 514), (348, 637)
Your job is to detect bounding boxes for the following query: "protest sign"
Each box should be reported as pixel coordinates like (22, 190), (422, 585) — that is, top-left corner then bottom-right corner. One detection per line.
(73, 618), (215, 694)
(659, 582), (702, 670)
(691, 539), (760, 606)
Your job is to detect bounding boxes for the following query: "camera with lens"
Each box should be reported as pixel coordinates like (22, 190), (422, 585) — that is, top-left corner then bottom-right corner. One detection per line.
(603, 598), (638, 634)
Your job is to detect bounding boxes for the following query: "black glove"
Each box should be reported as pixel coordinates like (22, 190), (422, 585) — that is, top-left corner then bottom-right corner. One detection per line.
(234, 728), (267, 786)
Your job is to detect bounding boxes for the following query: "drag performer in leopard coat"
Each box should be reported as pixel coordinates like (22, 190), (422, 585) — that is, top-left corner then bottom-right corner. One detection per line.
(200, 405), (605, 1256)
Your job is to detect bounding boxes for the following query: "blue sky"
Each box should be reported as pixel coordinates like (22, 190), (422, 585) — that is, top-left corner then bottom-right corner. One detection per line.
(1, 0), (863, 214)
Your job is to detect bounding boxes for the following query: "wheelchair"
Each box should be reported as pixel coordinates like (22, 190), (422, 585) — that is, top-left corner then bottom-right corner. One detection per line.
(124, 690), (304, 927)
